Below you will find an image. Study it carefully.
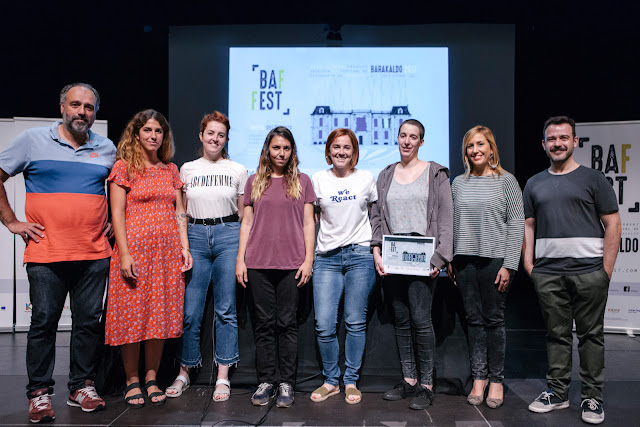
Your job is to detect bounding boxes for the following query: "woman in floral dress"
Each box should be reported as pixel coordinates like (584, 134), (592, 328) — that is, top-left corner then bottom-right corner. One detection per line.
(105, 109), (192, 408)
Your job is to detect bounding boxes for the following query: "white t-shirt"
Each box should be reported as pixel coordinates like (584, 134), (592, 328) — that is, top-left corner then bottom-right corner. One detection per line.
(312, 168), (378, 254)
(180, 157), (248, 219)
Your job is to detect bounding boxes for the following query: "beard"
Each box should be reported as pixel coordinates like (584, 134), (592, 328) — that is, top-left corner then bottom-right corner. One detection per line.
(63, 114), (92, 135)
(547, 147), (573, 163)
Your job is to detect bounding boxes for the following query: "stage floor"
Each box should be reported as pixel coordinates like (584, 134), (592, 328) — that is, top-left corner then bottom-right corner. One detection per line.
(0, 331), (638, 426)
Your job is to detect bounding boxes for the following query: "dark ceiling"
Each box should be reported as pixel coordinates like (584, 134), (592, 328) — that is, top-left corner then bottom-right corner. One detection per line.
(2, 0), (639, 182)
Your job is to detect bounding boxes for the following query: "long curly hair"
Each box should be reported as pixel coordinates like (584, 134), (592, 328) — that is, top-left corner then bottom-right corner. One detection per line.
(251, 126), (302, 201)
(116, 109), (174, 177)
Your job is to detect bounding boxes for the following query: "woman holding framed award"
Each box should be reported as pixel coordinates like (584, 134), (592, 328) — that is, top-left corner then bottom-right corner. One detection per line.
(447, 125), (524, 408)
(370, 119), (453, 410)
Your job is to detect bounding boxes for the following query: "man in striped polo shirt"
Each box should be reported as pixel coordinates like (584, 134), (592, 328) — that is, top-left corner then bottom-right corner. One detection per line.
(523, 116), (621, 425)
(0, 83), (116, 423)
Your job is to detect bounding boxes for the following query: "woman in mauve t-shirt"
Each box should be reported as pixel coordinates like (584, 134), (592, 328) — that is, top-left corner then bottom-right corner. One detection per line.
(235, 126), (315, 408)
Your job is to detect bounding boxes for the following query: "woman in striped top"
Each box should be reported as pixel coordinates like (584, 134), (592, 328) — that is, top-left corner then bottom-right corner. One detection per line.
(448, 125), (524, 409)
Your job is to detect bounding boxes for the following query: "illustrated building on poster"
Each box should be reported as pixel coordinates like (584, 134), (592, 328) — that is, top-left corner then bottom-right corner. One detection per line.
(311, 106), (411, 146)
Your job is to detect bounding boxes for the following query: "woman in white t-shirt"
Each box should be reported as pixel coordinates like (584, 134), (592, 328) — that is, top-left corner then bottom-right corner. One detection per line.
(309, 128), (377, 405)
(166, 111), (248, 402)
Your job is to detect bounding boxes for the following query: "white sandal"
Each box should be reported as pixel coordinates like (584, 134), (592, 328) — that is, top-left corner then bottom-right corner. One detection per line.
(213, 378), (231, 402)
(166, 374), (190, 398)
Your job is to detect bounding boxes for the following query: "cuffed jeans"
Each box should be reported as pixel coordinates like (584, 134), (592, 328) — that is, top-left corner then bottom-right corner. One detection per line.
(177, 221), (240, 367)
(532, 268), (609, 403)
(313, 244), (376, 386)
(453, 256), (508, 384)
(247, 269), (300, 385)
(386, 274), (436, 385)
(25, 258), (109, 397)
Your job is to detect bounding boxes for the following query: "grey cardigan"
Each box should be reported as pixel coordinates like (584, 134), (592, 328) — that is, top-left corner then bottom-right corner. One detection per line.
(370, 161), (453, 270)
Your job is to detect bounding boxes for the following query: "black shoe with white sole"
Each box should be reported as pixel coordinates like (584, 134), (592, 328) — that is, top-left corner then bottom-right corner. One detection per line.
(528, 389), (569, 413)
(581, 398), (605, 424)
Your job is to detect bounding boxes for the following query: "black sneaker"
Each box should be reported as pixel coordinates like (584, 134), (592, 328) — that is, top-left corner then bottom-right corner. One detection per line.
(528, 389), (569, 413)
(409, 386), (434, 410)
(276, 382), (294, 408)
(581, 398), (605, 424)
(382, 380), (417, 401)
(251, 383), (275, 406)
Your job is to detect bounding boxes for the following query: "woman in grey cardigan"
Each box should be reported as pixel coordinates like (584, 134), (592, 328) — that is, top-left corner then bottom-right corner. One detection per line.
(370, 119), (453, 410)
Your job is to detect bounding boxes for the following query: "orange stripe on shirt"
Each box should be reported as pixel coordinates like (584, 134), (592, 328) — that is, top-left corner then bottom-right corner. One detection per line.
(24, 193), (112, 263)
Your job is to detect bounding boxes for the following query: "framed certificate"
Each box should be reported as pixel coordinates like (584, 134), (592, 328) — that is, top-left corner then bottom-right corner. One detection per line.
(382, 235), (435, 276)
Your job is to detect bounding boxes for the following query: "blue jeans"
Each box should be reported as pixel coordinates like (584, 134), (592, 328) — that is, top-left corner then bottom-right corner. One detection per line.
(386, 274), (436, 385)
(177, 221), (240, 367)
(313, 244), (376, 386)
(453, 256), (508, 383)
(25, 258), (109, 396)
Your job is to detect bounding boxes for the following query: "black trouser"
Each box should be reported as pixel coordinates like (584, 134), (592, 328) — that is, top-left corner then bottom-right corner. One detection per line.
(26, 258), (109, 397)
(386, 274), (436, 385)
(453, 256), (508, 384)
(247, 269), (300, 385)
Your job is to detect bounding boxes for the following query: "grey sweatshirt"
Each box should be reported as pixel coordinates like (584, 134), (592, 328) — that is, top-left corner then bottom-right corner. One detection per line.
(370, 161), (453, 270)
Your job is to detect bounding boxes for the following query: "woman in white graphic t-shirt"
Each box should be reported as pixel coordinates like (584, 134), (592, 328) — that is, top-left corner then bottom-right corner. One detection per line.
(309, 128), (378, 405)
(167, 111), (248, 402)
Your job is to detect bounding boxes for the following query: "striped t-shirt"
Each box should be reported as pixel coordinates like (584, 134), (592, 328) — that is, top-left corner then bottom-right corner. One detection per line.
(451, 172), (524, 271)
(0, 122), (116, 263)
(523, 166), (618, 275)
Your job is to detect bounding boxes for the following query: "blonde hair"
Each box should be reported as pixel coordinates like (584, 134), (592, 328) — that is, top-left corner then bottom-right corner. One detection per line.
(462, 125), (505, 178)
(251, 126), (302, 201)
(117, 109), (174, 177)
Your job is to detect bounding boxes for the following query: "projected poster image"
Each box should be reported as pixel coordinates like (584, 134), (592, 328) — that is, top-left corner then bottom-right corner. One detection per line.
(228, 47), (449, 177)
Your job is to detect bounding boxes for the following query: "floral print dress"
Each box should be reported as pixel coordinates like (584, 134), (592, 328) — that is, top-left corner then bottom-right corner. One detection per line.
(105, 159), (185, 345)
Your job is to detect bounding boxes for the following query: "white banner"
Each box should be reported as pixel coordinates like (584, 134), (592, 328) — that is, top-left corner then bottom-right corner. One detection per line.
(0, 119), (16, 331)
(575, 121), (640, 334)
(0, 117), (108, 332)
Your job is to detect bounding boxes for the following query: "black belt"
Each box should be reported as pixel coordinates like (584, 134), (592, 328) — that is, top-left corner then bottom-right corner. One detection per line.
(188, 214), (239, 226)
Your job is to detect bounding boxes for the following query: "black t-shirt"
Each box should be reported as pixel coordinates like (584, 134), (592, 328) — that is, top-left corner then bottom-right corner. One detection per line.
(523, 166), (618, 275)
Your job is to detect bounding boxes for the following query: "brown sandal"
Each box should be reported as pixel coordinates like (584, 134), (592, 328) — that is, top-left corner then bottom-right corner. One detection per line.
(310, 385), (340, 402)
(345, 387), (362, 404)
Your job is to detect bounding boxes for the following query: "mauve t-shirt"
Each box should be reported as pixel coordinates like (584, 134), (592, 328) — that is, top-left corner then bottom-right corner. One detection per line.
(243, 174), (316, 269)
